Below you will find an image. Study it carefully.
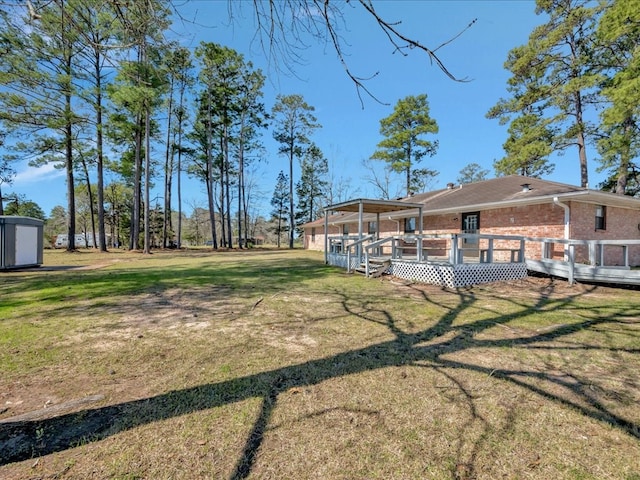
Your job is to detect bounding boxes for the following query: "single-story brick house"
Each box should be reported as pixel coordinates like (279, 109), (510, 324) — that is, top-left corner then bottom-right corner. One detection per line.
(302, 175), (640, 267)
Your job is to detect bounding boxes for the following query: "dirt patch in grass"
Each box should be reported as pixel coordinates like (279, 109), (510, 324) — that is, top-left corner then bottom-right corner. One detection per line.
(1, 250), (639, 479)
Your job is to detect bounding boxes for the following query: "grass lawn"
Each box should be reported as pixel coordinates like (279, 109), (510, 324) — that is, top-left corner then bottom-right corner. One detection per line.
(1, 247), (639, 479)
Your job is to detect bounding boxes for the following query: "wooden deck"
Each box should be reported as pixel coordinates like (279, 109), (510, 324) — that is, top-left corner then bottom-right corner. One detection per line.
(326, 234), (640, 287)
(527, 259), (640, 286)
(525, 237), (640, 286)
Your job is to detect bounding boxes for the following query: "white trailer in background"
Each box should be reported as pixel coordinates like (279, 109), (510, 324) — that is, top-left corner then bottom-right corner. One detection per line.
(0, 216), (44, 270)
(54, 232), (98, 248)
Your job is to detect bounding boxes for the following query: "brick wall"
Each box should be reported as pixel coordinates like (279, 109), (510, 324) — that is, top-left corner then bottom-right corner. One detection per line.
(305, 224), (341, 251)
(303, 201), (640, 265)
(569, 201), (640, 265)
(475, 204), (566, 261)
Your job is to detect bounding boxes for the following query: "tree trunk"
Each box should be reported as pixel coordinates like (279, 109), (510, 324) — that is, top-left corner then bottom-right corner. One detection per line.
(615, 116), (634, 195)
(242, 171), (250, 249)
(163, 77), (174, 248)
(406, 143), (412, 196)
(237, 138), (244, 248)
(130, 114), (142, 250)
(224, 130), (232, 249)
(94, 48), (107, 252)
(206, 100), (218, 249)
(80, 158), (97, 248)
(129, 43), (144, 250)
(143, 100), (151, 254)
(206, 172), (216, 248)
(219, 150), (226, 247)
(62, 7), (75, 252)
(65, 72), (75, 250)
(177, 115), (184, 248)
(288, 140), (294, 249)
(572, 59), (589, 188)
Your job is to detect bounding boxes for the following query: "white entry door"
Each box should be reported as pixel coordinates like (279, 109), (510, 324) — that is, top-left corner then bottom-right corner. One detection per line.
(461, 212), (479, 256)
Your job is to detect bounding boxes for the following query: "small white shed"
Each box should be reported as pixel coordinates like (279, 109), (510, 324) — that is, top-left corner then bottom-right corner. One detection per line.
(0, 216), (44, 270)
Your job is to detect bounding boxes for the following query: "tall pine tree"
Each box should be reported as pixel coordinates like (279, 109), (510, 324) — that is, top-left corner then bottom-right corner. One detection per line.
(595, 0), (640, 195)
(270, 171), (290, 248)
(493, 112), (556, 178)
(295, 144), (328, 232)
(371, 94), (438, 196)
(272, 94), (320, 248)
(488, 0), (604, 187)
(0, 0), (85, 249)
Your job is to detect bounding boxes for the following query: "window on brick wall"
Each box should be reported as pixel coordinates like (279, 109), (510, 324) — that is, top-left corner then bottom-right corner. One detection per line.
(311, 227), (316, 242)
(368, 221), (377, 234)
(343, 224), (349, 235)
(595, 205), (606, 230)
(404, 217), (416, 233)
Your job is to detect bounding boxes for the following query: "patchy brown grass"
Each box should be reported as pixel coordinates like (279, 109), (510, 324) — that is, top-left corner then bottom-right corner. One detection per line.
(1, 248), (639, 479)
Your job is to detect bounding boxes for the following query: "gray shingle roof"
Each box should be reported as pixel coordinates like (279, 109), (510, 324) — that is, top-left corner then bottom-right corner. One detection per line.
(306, 175), (640, 227)
(410, 175), (584, 212)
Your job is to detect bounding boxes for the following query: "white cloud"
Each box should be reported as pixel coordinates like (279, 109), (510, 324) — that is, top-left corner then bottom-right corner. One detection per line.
(14, 163), (66, 185)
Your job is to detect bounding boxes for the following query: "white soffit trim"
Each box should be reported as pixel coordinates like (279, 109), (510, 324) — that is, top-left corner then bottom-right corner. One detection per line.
(324, 190), (640, 225)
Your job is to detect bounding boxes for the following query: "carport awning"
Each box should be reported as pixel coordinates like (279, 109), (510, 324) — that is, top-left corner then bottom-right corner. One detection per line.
(325, 198), (423, 214)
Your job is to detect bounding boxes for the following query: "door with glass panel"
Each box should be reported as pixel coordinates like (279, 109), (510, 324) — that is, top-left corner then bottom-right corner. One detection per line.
(461, 212), (479, 257)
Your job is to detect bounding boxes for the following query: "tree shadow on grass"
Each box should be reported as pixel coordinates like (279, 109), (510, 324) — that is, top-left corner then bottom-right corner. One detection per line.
(0, 253), (338, 322)
(1, 279), (639, 477)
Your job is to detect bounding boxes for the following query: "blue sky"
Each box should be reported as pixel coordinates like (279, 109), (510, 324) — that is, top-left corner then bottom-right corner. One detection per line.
(10, 0), (609, 218)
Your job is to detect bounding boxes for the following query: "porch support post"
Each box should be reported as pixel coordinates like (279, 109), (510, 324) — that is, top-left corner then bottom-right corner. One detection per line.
(568, 244), (575, 285)
(358, 201), (364, 260)
(623, 244), (629, 267)
(376, 212), (380, 258)
(418, 206), (424, 262)
(450, 234), (459, 264)
(324, 210), (329, 264)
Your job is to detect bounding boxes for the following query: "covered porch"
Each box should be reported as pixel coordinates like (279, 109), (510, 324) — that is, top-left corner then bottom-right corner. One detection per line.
(323, 198), (424, 263)
(323, 199), (528, 288)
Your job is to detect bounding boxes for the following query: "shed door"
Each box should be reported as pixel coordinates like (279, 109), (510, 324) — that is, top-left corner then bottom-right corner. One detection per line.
(16, 225), (38, 266)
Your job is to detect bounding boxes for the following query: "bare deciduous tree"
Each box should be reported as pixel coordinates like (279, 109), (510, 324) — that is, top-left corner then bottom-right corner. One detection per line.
(226, 0), (475, 105)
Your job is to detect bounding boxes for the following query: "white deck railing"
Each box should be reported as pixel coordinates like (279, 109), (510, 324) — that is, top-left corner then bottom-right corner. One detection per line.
(522, 236), (640, 284)
(360, 233), (526, 265)
(326, 233), (640, 286)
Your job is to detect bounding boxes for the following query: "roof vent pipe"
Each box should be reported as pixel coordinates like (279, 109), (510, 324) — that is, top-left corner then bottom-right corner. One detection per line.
(521, 183), (531, 192)
(447, 182), (455, 190)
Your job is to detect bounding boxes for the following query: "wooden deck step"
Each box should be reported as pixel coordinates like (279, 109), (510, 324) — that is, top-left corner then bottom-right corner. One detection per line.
(355, 259), (391, 278)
